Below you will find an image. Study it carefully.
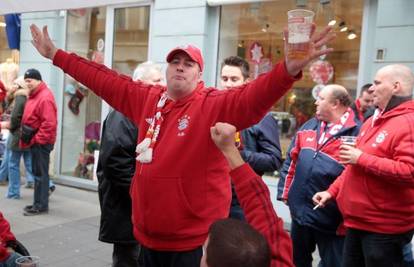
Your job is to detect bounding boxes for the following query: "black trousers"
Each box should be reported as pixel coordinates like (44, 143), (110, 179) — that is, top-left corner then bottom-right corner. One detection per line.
(342, 228), (414, 267)
(112, 243), (142, 267)
(31, 144), (53, 211)
(141, 245), (202, 267)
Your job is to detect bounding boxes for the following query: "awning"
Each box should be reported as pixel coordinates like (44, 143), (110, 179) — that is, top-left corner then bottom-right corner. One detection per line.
(0, 0), (145, 15)
(207, 0), (274, 6)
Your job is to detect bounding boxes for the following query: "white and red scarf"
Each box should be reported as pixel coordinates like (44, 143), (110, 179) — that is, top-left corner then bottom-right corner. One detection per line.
(135, 92), (169, 163)
(318, 107), (354, 145)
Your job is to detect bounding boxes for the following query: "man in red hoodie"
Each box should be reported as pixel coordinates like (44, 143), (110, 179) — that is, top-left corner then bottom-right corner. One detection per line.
(0, 211), (21, 266)
(20, 69), (57, 216)
(29, 24), (334, 266)
(313, 64), (414, 267)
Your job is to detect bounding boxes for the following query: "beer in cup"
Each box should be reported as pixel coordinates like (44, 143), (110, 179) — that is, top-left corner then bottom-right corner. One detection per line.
(287, 9), (314, 59)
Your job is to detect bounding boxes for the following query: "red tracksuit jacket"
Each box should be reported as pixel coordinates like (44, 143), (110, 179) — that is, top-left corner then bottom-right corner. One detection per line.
(328, 100), (414, 234)
(231, 164), (294, 267)
(53, 49), (299, 250)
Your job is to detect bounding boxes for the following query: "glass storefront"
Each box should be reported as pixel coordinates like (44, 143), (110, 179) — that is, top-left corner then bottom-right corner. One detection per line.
(217, 0), (364, 155)
(60, 7), (106, 180)
(59, 5), (150, 181)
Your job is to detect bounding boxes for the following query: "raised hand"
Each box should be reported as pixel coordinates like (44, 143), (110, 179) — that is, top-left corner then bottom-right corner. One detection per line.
(30, 24), (58, 60)
(285, 25), (336, 76)
(210, 122), (237, 153)
(210, 122), (244, 170)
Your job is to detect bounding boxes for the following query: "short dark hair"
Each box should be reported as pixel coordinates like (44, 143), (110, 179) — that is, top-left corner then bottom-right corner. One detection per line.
(330, 87), (352, 107)
(206, 218), (270, 267)
(222, 56), (250, 80)
(359, 83), (373, 96)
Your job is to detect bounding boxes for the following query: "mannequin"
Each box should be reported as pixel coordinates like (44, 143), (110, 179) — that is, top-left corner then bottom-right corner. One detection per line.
(0, 58), (19, 90)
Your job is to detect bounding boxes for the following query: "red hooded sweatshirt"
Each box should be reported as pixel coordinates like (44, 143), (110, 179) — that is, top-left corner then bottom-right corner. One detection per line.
(328, 100), (414, 234)
(20, 82), (57, 149)
(53, 49), (300, 250)
(0, 212), (16, 262)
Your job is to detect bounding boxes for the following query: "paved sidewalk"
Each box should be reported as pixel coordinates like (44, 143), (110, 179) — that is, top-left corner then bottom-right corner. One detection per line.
(0, 183), (112, 267)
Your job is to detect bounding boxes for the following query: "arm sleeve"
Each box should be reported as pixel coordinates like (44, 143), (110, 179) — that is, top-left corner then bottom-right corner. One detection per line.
(9, 96), (25, 133)
(241, 114), (283, 174)
(53, 49), (152, 122)
(213, 61), (301, 131)
(327, 173), (344, 199)
(356, 119), (414, 185)
(99, 112), (138, 188)
(277, 131), (300, 201)
(231, 164), (294, 267)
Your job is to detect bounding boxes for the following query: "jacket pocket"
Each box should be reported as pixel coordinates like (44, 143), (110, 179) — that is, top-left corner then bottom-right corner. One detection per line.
(137, 175), (201, 238)
(21, 124), (37, 144)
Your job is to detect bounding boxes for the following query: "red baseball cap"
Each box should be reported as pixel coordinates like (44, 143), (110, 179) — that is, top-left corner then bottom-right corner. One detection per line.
(166, 45), (204, 72)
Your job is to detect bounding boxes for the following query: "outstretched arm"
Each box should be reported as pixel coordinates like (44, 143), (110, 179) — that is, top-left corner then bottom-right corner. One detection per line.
(29, 24), (151, 124)
(210, 122), (294, 267)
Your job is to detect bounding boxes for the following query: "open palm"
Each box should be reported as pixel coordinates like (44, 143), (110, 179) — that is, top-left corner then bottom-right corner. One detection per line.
(30, 24), (58, 60)
(285, 25), (335, 77)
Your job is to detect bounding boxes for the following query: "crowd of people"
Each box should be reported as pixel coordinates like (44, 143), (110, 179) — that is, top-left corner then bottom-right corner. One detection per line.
(0, 19), (412, 267)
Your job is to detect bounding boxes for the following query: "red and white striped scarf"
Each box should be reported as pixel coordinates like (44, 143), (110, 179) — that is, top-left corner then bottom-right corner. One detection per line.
(135, 92), (169, 163)
(318, 107), (353, 145)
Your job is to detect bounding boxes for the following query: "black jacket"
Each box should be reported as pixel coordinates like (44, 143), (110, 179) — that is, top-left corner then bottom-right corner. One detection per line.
(240, 113), (283, 176)
(97, 110), (138, 244)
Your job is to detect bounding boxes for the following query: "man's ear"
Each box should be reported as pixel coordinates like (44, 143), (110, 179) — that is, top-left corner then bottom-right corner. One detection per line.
(392, 81), (402, 94)
(198, 71), (203, 81)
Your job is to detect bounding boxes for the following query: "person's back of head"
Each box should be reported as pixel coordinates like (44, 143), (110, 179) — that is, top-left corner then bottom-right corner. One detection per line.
(205, 218), (270, 267)
(132, 61), (163, 85)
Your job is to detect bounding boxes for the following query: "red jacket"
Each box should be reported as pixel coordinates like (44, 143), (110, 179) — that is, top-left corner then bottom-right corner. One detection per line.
(231, 164), (293, 267)
(0, 212), (16, 262)
(328, 100), (414, 234)
(20, 82), (57, 148)
(53, 49), (299, 250)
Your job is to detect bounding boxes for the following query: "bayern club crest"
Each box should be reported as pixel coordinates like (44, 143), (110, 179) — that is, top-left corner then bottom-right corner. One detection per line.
(375, 130), (388, 144)
(177, 115), (190, 136)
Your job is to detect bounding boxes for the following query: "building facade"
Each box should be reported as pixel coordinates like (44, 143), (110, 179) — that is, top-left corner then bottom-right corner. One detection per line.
(4, 0), (413, 189)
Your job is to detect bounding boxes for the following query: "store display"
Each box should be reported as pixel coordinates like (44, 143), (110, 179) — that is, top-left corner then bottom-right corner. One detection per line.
(0, 58), (18, 90)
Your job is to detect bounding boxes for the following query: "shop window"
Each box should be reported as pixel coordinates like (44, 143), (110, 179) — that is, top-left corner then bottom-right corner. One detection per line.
(60, 7), (106, 180)
(59, 6), (150, 180)
(112, 6), (150, 75)
(217, 0), (363, 156)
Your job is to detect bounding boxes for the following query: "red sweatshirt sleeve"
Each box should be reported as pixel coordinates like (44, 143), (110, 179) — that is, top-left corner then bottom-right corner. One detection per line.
(0, 212), (15, 262)
(213, 62), (301, 131)
(357, 149), (414, 185)
(53, 49), (154, 123)
(327, 172), (344, 199)
(230, 164), (294, 267)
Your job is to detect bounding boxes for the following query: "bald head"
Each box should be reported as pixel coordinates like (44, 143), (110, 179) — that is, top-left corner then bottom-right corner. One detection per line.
(371, 65), (414, 109)
(324, 84), (352, 107)
(377, 64), (414, 95)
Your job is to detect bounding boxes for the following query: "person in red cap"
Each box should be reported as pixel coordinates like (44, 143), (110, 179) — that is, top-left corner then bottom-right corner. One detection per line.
(29, 24), (334, 266)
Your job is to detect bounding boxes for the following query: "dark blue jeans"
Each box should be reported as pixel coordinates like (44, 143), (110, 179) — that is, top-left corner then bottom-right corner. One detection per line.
(342, 228), (414, 267)
(141, 245), (202, 267)
(31, 144), (53, 211)
(291, 220), (344, 267)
